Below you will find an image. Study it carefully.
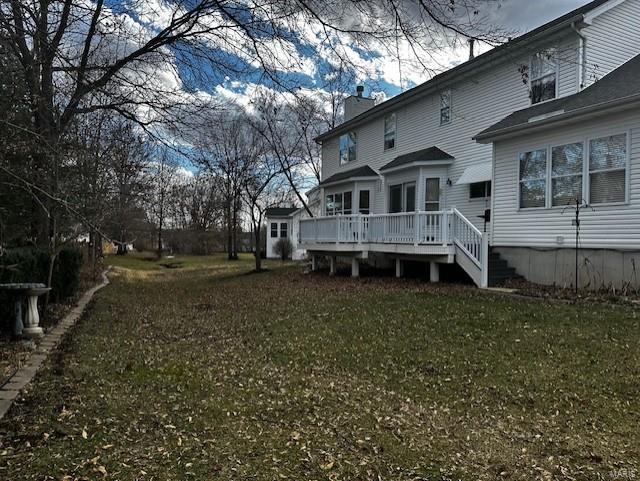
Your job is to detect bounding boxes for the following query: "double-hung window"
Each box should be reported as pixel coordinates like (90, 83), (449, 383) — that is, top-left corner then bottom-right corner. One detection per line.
(519, 149), (547, 208)
(280, 222), (288, 238)
(530, 49), (557, 104)
(384, 113), (396, 150)
(551, 142), (583, 206)
(440, 91), (451, 125)
(339, 132), (357, 164)
(270, 222), (278, 238)
(589, 134), (627, 204)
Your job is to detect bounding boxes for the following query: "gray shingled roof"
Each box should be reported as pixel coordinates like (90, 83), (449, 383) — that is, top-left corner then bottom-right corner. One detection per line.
(319, 166), (379, 186)
(380, 147), (454, 171)
(475, 53), (640, 141)
(315, 0), (612, 143)
(265, 207), (298, 217)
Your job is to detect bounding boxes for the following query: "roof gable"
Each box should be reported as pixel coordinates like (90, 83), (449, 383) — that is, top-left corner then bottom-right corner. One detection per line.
(319, 166), (379, 186)
(380, 147), (454, 171)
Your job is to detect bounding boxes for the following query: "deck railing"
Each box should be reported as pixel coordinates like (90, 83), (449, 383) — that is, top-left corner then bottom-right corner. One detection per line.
(300, 211), (451, 247)
(299, 209), (488, 287)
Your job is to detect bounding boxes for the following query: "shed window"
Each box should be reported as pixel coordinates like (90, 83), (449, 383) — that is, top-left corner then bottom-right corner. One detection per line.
(530, 49), (557, 104)
(270, 222), (278, 238)
(519, 149), (547, 208)
(280, 222), (288, 238)
(552, 142), (583, 206)
(384, 113), (396, 150)
(589, 134), (627, 204)
(469, 181), (491, 199)
(339, 132), (357, 164)
(359, 190), (370, 214)
(440, 91), (451, 125)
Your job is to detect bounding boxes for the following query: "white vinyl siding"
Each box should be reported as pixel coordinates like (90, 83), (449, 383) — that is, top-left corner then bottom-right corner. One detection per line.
(492, 109), (639, 250)
(583, 0), (640, 87)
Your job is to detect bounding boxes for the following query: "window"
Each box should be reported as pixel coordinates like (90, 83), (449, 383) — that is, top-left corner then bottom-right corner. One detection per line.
(404, 183), (416, 212)
(530, 49), (557, 104)
(344, 191), (352, 215)
(389, 185), (403, 213)
(325, 191), (353, 215)
(440, 91), (451, 125)
(519, 149), (547, 208)
(325, 194), (334, 215)
(552, 142), (583, 206)
(384, 113), (396, 150)
(359, 190), (370, 214)
(425, 178), (440, 211)
(339, 132), (357, 164)
(270, 222), (278, 238)
(280, 222), (288, 238)
(589, 134), (627, 204)
(470, 181), (491, 199)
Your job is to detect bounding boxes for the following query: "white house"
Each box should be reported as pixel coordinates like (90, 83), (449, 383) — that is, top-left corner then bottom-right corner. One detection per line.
(297, 0), (640, 288)
(265, 187), (321, 260)
(475, 52), (640, 288)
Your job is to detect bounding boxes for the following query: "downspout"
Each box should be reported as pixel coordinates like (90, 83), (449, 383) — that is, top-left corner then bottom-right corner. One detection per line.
(571, 21), (587, 90)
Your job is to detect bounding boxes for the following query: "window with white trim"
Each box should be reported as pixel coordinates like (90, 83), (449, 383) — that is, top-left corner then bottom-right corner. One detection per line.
(270, 222), (278, 238)
(519, 149), (547, 208)
(359, 190), (370, 214)
(469, 181), (491, 200)
(425, 178), (440, 211)
(339, 132), (357, 164)
(589, 134), (627, 204)
(551, 142), (583, 206)
(530, 49), (557, 104)
(325, 190), (353, 215)
(440, 91), (451, 125)
(384, 113), (396, 150)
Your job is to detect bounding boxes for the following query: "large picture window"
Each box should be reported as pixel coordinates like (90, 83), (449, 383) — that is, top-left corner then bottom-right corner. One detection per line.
(339, 132), (357, 164)
(384, 113), (396, 150)
(589, 134), (627, 204)
(530, 49), (557, 104)
(519, 149), (547, 208)
(552, 142), (583, 206)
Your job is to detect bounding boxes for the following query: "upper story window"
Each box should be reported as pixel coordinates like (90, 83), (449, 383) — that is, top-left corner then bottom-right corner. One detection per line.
(440, 90), (451, 125)
(339, 132), (357, 164)
(530, 49), (557, 104)
(384, 113), (396, 150)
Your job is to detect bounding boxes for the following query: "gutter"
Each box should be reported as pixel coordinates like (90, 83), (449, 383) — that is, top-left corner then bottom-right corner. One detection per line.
(571, 21), (587, 90)
(315, 14), (585, 143)
(474, 93), (640, 143)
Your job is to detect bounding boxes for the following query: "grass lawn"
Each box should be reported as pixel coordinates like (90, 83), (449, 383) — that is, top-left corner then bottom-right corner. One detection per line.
(0, 255), (638, 480)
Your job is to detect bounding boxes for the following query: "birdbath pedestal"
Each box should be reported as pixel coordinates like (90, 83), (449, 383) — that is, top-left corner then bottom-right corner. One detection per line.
(0, 283), (51, 338)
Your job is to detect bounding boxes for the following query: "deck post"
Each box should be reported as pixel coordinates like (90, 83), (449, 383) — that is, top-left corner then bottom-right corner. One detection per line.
(481, 234), (489, 288)
(395, 258), (404, 278)
(429, 262), (440, 283)
(329, 256), (337, 276)
(414, 211), (419, 246)
(442, 211), (449, 246)
(311, 255), (318, 272)
(351, 258), (360, 278)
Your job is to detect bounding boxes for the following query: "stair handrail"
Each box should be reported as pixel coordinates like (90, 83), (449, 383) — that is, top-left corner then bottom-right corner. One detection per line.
(451, 208), (483, 267)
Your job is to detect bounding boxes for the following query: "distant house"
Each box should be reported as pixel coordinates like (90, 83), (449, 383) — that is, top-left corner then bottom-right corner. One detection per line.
(295, 0), (640, 288)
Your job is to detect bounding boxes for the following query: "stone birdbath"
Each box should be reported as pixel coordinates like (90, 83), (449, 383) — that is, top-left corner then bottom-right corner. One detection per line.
(0, 283), (51, 338)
